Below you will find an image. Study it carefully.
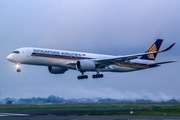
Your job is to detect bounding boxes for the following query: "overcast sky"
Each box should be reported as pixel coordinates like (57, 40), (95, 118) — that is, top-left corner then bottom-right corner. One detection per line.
(0, 0), (180, 101)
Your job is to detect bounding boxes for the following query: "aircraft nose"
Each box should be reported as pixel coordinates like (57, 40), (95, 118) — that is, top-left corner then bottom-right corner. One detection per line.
(7, 54), (14, 61)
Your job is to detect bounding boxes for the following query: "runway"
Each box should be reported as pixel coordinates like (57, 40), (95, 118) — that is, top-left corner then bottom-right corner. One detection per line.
(0, 113), (29, 117)
(1, 103), (180, 119)
(1, 114), (180, 120)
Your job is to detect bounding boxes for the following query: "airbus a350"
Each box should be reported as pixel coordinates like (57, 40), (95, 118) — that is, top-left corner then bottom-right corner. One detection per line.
(7, 39), (175, 79)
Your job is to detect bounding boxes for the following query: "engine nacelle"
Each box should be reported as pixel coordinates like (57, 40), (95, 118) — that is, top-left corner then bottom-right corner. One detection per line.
(48, 66), (67, 74)
(76, 60), (96, 71)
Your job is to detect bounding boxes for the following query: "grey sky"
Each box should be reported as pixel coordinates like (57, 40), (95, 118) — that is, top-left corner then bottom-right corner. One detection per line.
(0, 0), (179, 100)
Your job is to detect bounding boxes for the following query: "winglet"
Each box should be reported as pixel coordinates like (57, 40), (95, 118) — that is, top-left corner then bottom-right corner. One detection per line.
(159, 43), (175, 53)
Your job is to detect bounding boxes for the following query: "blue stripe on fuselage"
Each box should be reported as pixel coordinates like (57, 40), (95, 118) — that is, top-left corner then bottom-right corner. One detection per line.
(31, 52), (93, 60)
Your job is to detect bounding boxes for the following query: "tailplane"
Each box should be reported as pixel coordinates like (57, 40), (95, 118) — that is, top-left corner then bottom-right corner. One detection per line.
(140, 39), (163, 61)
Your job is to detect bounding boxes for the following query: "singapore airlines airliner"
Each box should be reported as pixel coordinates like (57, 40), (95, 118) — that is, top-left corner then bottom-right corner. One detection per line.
(7, 39), (175, 79)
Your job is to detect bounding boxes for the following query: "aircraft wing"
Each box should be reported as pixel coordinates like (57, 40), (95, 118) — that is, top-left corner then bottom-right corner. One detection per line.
(95, 43), (175, 64)
(95, 52), (160, 63)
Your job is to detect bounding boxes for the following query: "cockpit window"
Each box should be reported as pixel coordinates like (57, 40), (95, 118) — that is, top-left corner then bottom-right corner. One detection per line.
(12, 51), (20, 54)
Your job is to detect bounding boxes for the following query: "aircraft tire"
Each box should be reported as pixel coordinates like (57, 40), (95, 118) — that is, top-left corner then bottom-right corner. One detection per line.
(92, 75), (96, 79)
(92, 74), (104, 79)
(100, 74), (103, 78)
(78, 75), (88, 80)
(77, 76), (81, 79)
(17, 69), (21, 72)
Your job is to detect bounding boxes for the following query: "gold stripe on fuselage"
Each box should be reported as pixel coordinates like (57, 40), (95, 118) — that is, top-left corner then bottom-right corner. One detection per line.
(31, 54), (150, 69)
(116, 62), (150, 69)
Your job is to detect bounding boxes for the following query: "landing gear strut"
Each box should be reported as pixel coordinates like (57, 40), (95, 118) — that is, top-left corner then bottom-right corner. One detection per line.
(77, 72), (88, 80)
(15, 63), (21, 73)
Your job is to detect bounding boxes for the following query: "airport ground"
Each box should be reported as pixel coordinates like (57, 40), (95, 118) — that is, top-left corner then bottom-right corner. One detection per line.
(2, 115), (180, 120)
(1, 103), (180, 119)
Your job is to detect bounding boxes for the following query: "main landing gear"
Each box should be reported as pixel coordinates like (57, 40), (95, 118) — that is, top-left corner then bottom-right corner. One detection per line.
(77, 71), (104, 80)
(77, 72), (88, 80)
(92, 71), (104, 79)
(92, 74), (103, 79)
(15, 63), (21, 72)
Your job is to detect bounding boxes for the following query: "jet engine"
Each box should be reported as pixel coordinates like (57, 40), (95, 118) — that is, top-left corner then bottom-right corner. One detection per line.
(48, 66), (67, 74)
(76, 60), (96, 71)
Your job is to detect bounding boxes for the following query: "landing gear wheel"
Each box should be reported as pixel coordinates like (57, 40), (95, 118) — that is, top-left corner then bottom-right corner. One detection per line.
(92, 75), (96, 79)
(100, 74), (103, 78)
(77, 75), (88, 80)
(17, 69), (21, 72)
(78, 76), (81, 79)
(77, 71), (88, 80)
(92, 74), (104, 79)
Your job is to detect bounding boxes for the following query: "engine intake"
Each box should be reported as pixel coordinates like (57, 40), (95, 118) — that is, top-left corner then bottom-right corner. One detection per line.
(48, 66), (67, 74)
(76, 60), (96, 71)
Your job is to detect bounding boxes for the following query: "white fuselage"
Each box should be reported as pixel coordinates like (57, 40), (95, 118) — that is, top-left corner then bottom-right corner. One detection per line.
(7, 47), (154, 73)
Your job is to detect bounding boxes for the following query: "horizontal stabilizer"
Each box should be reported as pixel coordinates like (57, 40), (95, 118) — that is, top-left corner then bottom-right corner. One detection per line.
(149, 61), (177, 66)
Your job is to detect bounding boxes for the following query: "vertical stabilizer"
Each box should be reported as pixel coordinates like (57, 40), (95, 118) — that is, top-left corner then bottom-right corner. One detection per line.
(140, 39), (163, 61)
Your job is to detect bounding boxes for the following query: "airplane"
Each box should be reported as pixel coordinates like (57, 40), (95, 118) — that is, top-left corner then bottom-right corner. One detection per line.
(7, 39), (176, 80)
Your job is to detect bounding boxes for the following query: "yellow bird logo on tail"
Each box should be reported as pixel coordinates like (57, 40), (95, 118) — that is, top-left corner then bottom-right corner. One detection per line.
(148, 44), (157, 59)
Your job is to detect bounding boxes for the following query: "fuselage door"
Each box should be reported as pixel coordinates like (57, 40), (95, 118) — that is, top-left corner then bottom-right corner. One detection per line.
(26, 50), (31, 57)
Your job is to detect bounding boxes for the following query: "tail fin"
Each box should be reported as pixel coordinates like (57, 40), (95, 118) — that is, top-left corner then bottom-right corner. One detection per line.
(140, 39), (163, 61)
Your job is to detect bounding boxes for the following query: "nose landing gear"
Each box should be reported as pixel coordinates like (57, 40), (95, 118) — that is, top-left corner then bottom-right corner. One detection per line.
(15, 63), (21, 72)
(17, 69), (21, 72)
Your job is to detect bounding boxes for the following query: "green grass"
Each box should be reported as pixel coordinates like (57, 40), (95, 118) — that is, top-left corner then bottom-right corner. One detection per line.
(0, 103), (180, 116)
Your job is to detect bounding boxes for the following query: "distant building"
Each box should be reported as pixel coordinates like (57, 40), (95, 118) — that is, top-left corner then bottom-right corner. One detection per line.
(6, 101), (14, 105)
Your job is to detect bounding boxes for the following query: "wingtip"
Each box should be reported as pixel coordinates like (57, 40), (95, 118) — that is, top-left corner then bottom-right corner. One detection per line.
(169, 42), (176, 49)
(160, 42), (175, 52)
